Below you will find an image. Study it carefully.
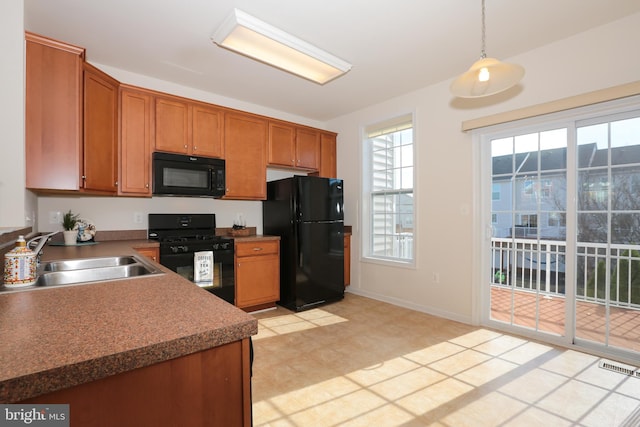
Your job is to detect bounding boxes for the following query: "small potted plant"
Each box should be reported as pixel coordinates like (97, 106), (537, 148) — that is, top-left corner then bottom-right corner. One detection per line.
(61, 210), (80, 245)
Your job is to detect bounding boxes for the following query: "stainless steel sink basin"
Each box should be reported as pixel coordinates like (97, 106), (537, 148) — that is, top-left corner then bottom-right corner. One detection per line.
(1, 255), (163, 293)
(42, 256), (137, 271)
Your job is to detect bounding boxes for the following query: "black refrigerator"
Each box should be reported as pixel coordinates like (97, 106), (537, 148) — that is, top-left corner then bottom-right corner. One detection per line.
(263, 176), (345, 312)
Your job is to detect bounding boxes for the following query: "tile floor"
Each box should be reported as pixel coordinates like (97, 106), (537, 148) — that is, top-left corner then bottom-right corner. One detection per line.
(251, 293), (640, 427)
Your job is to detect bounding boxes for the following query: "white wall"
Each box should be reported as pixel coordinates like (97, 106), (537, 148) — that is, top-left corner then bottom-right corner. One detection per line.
(0, 0), (36, 229)
(329, 12), (640, 324)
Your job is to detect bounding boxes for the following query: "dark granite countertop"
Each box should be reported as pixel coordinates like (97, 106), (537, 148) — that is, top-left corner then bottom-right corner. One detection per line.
(0, 240), (257, 402)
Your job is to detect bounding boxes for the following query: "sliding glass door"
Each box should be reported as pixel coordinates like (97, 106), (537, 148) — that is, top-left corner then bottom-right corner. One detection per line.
(575, 112), (640, 353)
(489, 128), (568, 336)
(482, 101), (640, 359)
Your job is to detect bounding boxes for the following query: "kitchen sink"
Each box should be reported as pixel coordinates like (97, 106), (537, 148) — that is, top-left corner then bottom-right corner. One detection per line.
(42, 256), (137, 272)
(1, 255), (164, 293)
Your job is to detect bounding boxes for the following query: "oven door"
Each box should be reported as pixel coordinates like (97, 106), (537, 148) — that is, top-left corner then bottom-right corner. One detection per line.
(159, 245), (235, 305)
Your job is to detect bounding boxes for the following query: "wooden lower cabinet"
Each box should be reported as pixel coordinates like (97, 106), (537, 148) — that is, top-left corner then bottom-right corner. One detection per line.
(134, 247), (159, 263)
(344, 233), (351, 286)
(235, 240), (280, 311)
(23, 339), (253, 427)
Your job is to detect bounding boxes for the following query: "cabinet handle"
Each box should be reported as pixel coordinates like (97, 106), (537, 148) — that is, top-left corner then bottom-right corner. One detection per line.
(145, 183), (149, 188)
(184, 144), (188, 149)
(194, 146), (197, 150)
(115, 181), (118, 187)
(82, 175), (86, 180)
(253, 247), (263, 251)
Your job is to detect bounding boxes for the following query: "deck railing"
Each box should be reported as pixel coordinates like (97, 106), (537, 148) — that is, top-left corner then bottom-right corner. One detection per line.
(491, 237), (640, 309)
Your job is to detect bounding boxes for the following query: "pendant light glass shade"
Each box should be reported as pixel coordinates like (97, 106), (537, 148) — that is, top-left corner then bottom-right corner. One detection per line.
(450, 0), (524, 98)
(450, 56), (524, 98)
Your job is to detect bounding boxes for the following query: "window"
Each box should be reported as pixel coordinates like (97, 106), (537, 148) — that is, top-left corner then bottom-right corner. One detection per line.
(363, 114), (415, 262)
(492, 184), (501, 201)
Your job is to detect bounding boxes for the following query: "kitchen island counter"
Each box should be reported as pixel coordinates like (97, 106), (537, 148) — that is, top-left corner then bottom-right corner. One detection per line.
(0, 240), (258, 403)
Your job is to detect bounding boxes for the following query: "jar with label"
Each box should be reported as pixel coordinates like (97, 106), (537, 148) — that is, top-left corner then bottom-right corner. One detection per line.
(3, 235), (37, 287)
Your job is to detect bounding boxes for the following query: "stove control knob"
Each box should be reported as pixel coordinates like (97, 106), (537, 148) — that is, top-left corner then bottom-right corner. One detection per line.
(212, 243), (220, 250)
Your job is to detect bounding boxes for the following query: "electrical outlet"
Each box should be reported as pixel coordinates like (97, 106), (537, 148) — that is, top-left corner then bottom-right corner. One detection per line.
(49, 211), (62, 225)
(133, 212), (144, 224)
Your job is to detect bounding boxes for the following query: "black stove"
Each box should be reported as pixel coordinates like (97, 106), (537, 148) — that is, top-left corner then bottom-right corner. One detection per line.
(148, 214), (235, 304)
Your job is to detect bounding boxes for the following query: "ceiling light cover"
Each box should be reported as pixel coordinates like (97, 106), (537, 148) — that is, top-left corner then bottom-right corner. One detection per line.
(450, 0), (524, 98)
(212, 9), (352, 85)
(450, 57), (524, 98)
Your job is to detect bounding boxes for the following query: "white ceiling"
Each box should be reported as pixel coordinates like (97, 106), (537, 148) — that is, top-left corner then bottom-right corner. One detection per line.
(24, 0), (640, 122)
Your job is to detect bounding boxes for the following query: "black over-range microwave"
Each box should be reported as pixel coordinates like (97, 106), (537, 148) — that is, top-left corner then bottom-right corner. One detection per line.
(152, 152), (225, 198)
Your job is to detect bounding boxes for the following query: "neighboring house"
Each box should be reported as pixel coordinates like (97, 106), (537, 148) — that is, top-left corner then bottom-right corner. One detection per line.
(492, 142), (640, 244)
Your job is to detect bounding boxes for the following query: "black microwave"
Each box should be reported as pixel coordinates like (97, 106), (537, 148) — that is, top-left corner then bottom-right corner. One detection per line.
(152, 152), (225, 198)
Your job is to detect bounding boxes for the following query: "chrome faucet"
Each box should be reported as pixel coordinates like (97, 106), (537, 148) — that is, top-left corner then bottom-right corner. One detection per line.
(27, 231), (59, 266)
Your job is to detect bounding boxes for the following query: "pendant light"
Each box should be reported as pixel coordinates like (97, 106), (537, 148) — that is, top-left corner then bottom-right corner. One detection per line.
(450, 0), (524, 98)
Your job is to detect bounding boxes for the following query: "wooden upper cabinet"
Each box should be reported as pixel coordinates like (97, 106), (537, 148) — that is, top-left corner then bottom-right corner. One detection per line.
(120, 86), (152, 196)
(25, 32), (84, 191)
(154, 95), (224, 158)
(154, 96), (189, 154)
(83, 63), (118, 194)
(267, 121), (320, 171)
(268, 121), (296, 167)
(192, 103), (224, 158)
(224, 112), (267, 200)
(295, 127), (321, 170)
(318, 132), (337, 178)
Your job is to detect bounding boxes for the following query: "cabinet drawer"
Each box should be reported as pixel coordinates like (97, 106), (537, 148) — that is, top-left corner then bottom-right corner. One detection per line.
(235, 240), (279, 257)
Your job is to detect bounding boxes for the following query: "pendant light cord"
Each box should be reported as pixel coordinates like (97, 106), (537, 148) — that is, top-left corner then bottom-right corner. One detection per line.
(481, 0), (486, 59)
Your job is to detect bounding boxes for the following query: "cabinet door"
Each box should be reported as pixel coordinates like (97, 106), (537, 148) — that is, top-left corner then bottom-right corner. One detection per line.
(25, 33), (84, 191)
(295, 128), (320, 170)
(154, 96), (189, 154)
(120, 87), (152, 196)
(318, 132), (337, 178)
(224, 113), (267, 200)
(268, 121), (295, 167)
(236, 253), (280, 308)
(83, 63), (118, 193)
(134, 247), (159, 263)
(344, 234), (351, 286)
(192, 104), (224, 158)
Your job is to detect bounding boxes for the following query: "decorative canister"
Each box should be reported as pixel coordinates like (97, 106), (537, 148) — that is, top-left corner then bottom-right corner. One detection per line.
(3, 235), (37, 287)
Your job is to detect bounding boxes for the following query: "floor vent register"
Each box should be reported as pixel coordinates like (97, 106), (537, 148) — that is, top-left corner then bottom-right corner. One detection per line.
(598, 360), (640, 378)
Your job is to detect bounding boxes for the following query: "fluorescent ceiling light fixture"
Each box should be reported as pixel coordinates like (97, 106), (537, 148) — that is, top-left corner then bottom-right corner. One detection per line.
(212, 9), (352, 85)
(450, 0), (524, 98)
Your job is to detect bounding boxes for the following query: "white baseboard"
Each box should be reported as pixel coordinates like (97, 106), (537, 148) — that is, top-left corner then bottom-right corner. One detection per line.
(345, 288), (472, 325)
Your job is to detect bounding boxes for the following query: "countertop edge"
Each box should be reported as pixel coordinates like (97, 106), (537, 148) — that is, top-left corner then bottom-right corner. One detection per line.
(1, 319), (257, 402)
(0, 239), (258, 403)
